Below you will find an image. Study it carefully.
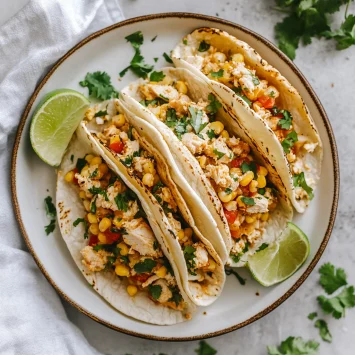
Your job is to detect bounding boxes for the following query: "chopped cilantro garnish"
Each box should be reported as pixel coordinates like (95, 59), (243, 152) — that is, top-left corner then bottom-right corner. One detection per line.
(207, 129), (216, 139)
(44, 196), (56, 219)
(241, 196), (255, 205)
(213, 149), (225, 160)
(225, 187), (233, 195)
(76, 157), (87, 172)
(198, 40), (210, 52)
(250, 72), (260, 85)
(277, 109), (293, 130)
(195, 341), (217, 355)
(188, 106), (206, 134)
(256, 243), (269, 252)
(165, 108), (178, 127)
(70, 154), (74, 163)
(315, 319), (332, 343)
(232, 87), (252, 106)
(319, 263), (347, 294)
(168, 286), (182, 305)
(151, 35), (157, 42)
(125, 31), (144, 48)
(88, 186), (109, 201)
(293, 172), (314, 199)
(308, 312), (318, 320)
(90, 197), (97, 214)
(183, 39), (188, 45)
(159, 94), (169, 101)
(163, 52), (173, 63)
(175, 117), (189, 139)
(210, 69), (224, 78)
(258, 188), (266, 195)
(153, 240), (159, 250)
(241, 161), (257, 176)
(120, 151), (140, 167)
(73, 217), (85, 227)
(94, 110), (107, 117)
(73, 218), (89, 239)
(134, 258), (157, 274)
(150, 71), (165, 82)
(183, 245), (196, 275)
(225, 267), (246, 285)
(89, 168), (98, 179)
(79, 72), (118, 100)
(44, 220), (56, 235)
(114, 192), (130, 212)
(281, 130), (298, 153)
(153, 57), (158, 62)
(149, 284), (162, 300)
(267, 336), (319, 355)
(206, 93), (222, 115)
(152, 181), (165, 194)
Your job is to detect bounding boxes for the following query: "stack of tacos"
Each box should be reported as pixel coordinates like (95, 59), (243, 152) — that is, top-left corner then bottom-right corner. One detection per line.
(54, 27), (322, 325)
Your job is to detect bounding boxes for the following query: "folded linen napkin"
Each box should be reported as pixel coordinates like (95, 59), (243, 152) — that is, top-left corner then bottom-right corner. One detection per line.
(0, 1), (124, 354)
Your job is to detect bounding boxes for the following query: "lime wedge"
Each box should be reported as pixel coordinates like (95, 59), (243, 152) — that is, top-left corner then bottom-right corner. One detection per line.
(30, 89), (90, 166)
(248, 222), (310, 286)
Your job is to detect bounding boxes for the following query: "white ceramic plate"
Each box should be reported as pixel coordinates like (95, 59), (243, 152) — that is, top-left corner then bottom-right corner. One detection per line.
(12, 13), (339, 340)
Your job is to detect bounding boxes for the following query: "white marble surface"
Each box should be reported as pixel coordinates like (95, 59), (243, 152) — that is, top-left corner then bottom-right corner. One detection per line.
(3, 0), (355, 354)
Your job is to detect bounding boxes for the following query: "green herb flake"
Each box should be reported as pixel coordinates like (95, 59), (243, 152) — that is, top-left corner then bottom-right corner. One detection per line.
(210, 69), (224, 78)
(70, 154), (74, 163)
(125, 31), (144, 48)
(165, 108), (178, 128)
(79, 72), (118, 100)
(44, 220), (56, 235)
(114, 192), (130, 212)
(206, 93), (222, 115)
(76, 157), (87, 172)
(153, 57), (158, 62)
(225, 267), (246, 285)
(90, 198), (97, 214)
(293, 172), (314, 199)
(134, 258), (157, 274)
(241, 196), (255, 206)
(195, 340), (217, 355)
(44, 196), (56, 219)
(188, 106), (206, 134)
(281, 130), (298, 153)
(308, 312), (318, 320)
(73, 218), (85, 227)
(184, 245), (196, 275)
(319, 263), (347, 294)
(256, 243), (269, 252)
(225, 187), (233, 195)
(88, 186), (109, 201)
(94, 110), (108, 117)
(149, 284), (162, 300)
(183, 39), (188, 45)
(198, 40), (210, 52)
(241, 161), (257, 176)
(277, 110), (293, 130)
(151, 35), (157, 42)
(153, 240), (159, 250)
(212, 149), (225, 160)
(168, 286), (182, 306)
(315, 319), (332, 343)
(232, 87), (252, 106)
(207, 129), (216, 139)
(152, 181), (165, 194)
(250, 72), (260, 85)
(163, 52), (173, 63)
(267, 336), (320, 355)
(150, 71), (166, 82)
(89, 168), (98, 179)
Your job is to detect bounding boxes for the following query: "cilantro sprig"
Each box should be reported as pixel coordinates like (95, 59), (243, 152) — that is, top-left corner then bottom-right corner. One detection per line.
(319, 263), (347, 294)
(267, 336), (320, 355)
(293, 172), (314, 199)
(79, 72), (118, 100)
(44, 196), (56, 235)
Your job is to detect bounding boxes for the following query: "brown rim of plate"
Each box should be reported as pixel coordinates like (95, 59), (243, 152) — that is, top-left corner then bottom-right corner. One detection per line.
(11, 12), (339, 342)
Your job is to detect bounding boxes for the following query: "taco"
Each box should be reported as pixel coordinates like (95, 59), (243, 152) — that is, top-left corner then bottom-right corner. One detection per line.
(56, 125), (195, 325)
(120, 67), (293, 267)
(81, 99), (225, 306)
(171, 28), (322, 213)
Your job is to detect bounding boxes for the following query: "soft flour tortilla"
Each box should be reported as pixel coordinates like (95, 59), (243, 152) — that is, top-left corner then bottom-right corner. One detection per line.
(83, 108), (225, 306)
(56, 126), (194, 324)
(172, 27), (322, 213)
(120, 67), (293, 267)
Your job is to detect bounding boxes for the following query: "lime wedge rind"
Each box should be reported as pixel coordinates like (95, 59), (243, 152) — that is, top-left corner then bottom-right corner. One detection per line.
(248, 222), (310, 287)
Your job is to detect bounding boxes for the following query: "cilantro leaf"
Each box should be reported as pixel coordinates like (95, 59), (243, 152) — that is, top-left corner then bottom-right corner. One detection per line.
(323, 14), (355, 49)
(315, 319), (332, 343)
(225, 187), (233, 195)
(73, 217), (85, 227)
(317, 286), (355, 319)
(88, 186), (109, 201)
(114, 192), (130, 212)
(232, 87), (252, 106)
(213, 149), (225, 160)
(250, 72), (260, 85)
(184, 245), (196, 275)
(210, 69), (224, 78)
(319, 263), (347, 294)
(89, 168), (98, 179)
(125, 31), (144, 48)
(241, 161), (257, 176)
(188, 106), (205, 134)
(241, 196), (255, 205)
(134, 258), (157, 274)
(277, 110), (293, 129)
(44, 196), (56, 219)
(90, 197), (97, 214)
(256, 243), (269, 252)
(149, 284), (162, 300)
(76, 157), (87, 172)
(150, 71), (165, 82)
(198, 40), (210, 52)
(281, 130), (298, 153)
(163, 52), (173, 63)
(73, 218), (89, 239)
(308, 312), (318, 320)
(79, 72), (118, 100)
(195, 341), (217, 355)
(225, 267), (246, 285)
(94, 110), (107, 117)
(293, 172), (314, 199)
(168, 286), (182, 305)
(152, 181), (165, 194)
(207, 129), (216, 139)
(175, 117), (189, 139)
(165, 108), (178, 128)
(151, 35), (157, 42)
(45, 219), (56, 235)
(206, 93), (222, 115)
(267, 336), (320, 355)
(128, 48), (154, 79)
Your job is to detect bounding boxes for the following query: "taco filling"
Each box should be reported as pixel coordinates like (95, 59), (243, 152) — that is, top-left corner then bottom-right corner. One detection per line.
(178, 36), (316, 203)
(135, 77), (282, 263)
(64, 154), (186, 310)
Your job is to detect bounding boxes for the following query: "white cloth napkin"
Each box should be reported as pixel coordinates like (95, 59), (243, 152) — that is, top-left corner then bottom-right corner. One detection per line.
(0, 1), (124, 354)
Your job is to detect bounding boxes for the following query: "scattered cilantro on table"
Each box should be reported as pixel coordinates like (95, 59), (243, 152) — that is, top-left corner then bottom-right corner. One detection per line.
(79, 71), (118, 100)
(267, 336), (320, 355)
(315, 319), (332, 343)
(133, 258), (157, 274)
(195, 340), (217, 355)
(274, 0), (355, 60)
(319, 262), (348, 294)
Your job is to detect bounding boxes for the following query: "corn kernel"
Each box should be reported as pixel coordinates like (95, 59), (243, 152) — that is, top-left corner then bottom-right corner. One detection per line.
(229, 191), (238, 200)
(184, 228), (193, 239)
(99, 217), (111, 232)
(83, 200), (91, 212)
(117, 242), (129, 256)
(143, 161), (155, 174)
(87, 213), (98, 224)
(79, 191), (86, 199)
(142, 173), (154, 187)
(110, 135), (121, 145)
(64, 170), (75, 183)
(99, 163), (109, 175)
(220, 130), (229, 139)
(85, 154), (94, 163)
(231, 53), (244, 63)
(98, 232), (107, 244)
(90, 156), (102, 166)
(113, 217), (123, 228)
(245, 215), (256, 224)
(258, 166), (268, 176)
(261, 212), (269, 221)
(240, 171), (254, 186)
(198, 156), (207, 169)
(89, 223), (99, 235)
(257, 175), (267, 188)
(175, 81), (188, 94)
(177, 230), (185, 240)
(237, 195), (246, 207)
(155, 266), (167, 278)
(115, 264), (130, 277)
(229, 222), (240, 231)
(249, 180), (258, 193)
(112, 114), (126, 128)
(218, 190), (233, 203)
(126, 285), (138, 296)
(209, 121), (224, 135)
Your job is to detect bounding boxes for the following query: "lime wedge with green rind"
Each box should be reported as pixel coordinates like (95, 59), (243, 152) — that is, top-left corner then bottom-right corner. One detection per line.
(248, 222), (310, 287)
(30, 89), (90, 166)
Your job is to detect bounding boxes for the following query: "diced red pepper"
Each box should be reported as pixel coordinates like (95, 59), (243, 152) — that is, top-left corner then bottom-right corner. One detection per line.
(224, 209), (238, 224)
(88, 234), (98, 246)
(109, 141), (125, 154)
(130, 273), (150, 284)
(73, 168), (79, 185)
(240, 185), (251, 196)
(231, 230), (241, 240)
(231, 158), (248, 168)
(104, 230), (121, 244)
(258, 95), (275, 109)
